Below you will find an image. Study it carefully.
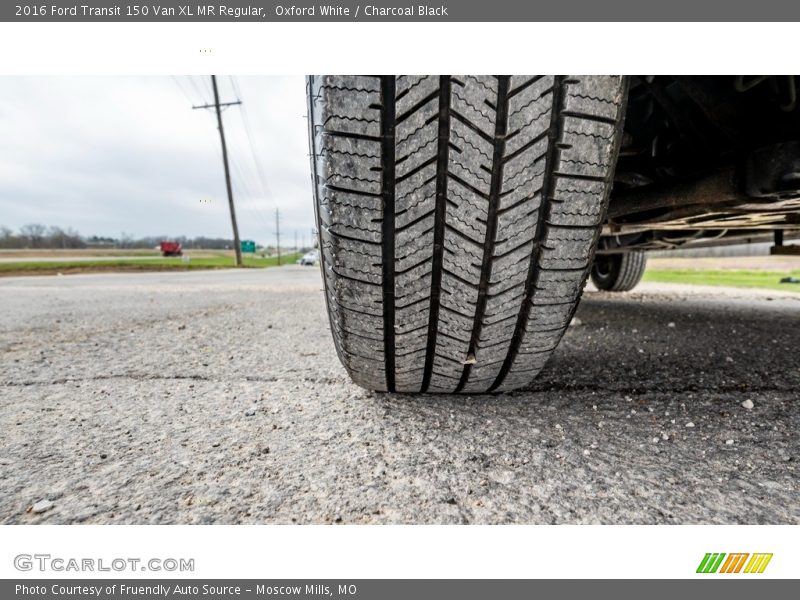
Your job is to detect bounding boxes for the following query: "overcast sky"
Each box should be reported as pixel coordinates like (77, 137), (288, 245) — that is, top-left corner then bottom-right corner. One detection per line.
(0, 76), (314, 246)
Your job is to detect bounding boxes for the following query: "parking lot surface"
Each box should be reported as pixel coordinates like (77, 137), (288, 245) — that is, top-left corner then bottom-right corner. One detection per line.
(1, 267), (798, 524)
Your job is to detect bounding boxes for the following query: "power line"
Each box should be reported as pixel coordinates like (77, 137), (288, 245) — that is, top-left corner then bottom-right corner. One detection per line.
(186, 76), (207, 103)
(227, 76), (276, 232)
(228, 151), (271, 231)
(209, 79), (271, 242)
(174, 75), (294, 252)
(172, 76), (267, 246)
(170, 76), (196, 106)
(227, 154), (272, 240)
(229, 76), (273, 201)
(193, 75), (214, 102)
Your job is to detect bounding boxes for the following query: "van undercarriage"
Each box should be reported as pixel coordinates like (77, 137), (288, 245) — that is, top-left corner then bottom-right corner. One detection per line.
(606, 75), (800, 254)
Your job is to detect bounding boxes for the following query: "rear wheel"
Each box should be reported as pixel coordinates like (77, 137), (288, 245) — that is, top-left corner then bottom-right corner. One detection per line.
(590, 251), (647, 292)
(308, 75), (627, 393)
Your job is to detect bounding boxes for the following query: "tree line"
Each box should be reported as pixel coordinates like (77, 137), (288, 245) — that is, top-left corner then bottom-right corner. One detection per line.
(0, 224), (236, 250)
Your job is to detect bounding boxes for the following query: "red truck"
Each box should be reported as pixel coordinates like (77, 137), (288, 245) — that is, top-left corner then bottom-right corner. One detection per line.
(159, 241), (183, 257)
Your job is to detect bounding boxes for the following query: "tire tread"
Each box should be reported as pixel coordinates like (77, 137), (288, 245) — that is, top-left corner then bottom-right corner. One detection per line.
(309, 75), (627, 393)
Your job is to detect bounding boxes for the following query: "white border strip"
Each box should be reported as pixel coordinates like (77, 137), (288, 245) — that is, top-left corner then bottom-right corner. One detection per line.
(1, 23), (799, 75)
(1, 525), (796, 579)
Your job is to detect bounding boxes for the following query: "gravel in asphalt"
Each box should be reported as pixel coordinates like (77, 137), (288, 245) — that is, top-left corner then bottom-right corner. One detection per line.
(1, 267), (798, 524)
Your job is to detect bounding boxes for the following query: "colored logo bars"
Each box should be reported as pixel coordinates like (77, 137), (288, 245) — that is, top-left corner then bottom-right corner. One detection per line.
(696, 553), (773, 574)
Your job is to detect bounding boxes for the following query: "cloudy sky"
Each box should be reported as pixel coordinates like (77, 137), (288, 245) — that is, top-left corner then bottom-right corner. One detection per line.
(0, 76), (314, 246)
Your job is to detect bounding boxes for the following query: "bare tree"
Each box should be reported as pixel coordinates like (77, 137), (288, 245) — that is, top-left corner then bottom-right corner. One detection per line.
(19, 223), (47, 248)
(62, 228), (84, 249)
(47, 226), (67, 249)
(118, 232), (133, 249)
(0, 226), (16, 249)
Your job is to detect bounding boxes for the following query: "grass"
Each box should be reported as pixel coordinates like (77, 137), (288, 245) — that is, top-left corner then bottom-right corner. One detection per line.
(0, 253), (303, 276)
(643, 268), (800, 291)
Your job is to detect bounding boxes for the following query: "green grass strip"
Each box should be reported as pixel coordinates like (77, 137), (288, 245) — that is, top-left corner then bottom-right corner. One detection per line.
(0, 253), (303, 274)
(643, 268), (800, 292)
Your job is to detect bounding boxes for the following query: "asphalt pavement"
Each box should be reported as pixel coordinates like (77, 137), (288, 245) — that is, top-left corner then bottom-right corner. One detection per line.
(1, 266), (798, 524)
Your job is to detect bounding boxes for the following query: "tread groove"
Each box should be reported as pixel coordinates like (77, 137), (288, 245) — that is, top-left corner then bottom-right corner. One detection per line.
(381, 76), (397, 392)
(420, 76), (452, 393)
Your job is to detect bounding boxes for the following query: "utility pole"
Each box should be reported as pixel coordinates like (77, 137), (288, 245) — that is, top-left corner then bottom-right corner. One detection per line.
(294, 230), (298, 256)
(193, 75), (243, 266)
(275, 208), (281, 265)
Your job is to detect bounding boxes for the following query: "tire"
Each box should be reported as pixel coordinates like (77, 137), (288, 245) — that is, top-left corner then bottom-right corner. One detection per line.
(590, 251), (647, 292)
(308, 75), (627, 393)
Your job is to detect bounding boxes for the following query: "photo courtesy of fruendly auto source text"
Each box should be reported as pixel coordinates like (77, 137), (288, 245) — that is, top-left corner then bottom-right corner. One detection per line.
(0, 1), (798, 596)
